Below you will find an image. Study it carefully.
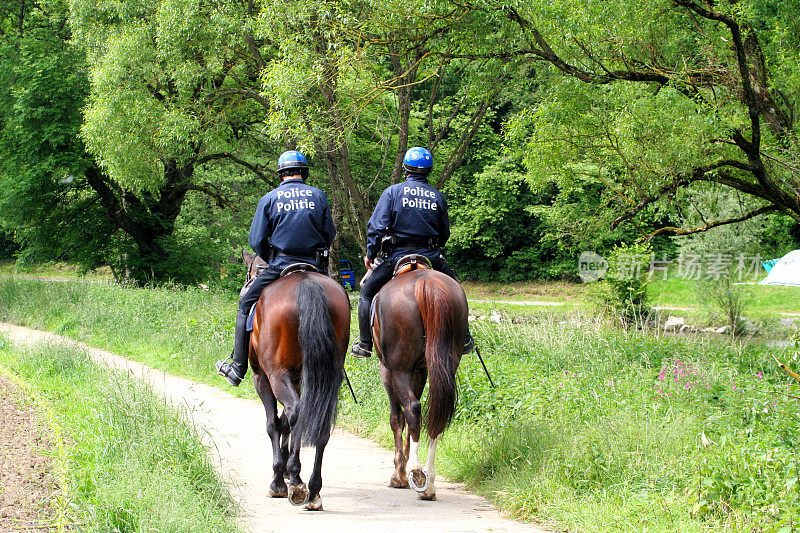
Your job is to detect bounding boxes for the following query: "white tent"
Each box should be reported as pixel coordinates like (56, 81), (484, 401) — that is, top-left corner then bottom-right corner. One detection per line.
(760, 250), (800, 287)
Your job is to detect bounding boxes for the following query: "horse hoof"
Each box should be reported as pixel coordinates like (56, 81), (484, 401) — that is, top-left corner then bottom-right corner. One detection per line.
(389, 476), (409, 489)
(288, 483), (309, 506)
(408, 468), (430, 493)
(268, 488), (287, 498)
(418, 490), (437, 501)
(303, 495), (323, 511)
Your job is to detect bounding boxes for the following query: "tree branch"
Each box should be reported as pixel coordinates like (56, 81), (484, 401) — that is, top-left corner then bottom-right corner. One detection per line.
(610, 160), (754, 229)
(188, 181), (234, 209)
(642, 205), (780, 240)
(197, 152), (276, 185)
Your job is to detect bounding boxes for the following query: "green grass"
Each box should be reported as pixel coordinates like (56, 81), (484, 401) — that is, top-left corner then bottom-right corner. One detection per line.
(342, 316), (800, 531)
(466, 277), (799, 330)
(0, 336), (240, 533)
(463, 280), (588, 302)
(0, 260), (113, 281)
(1, 276), (799, 531)
(0, 277), (254, 397)
(649, 278), (800, 316)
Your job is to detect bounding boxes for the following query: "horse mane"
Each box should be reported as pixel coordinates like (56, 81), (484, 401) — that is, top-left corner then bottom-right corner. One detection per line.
(414, 275), (459, 438)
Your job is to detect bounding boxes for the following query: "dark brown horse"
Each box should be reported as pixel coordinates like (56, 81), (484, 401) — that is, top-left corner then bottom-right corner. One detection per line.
(243, 252), (350, 511)
(372, 264), (469, 500)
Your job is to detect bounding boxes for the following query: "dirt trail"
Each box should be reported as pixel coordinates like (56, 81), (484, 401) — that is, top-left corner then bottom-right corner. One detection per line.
(0, 323), (547, 533)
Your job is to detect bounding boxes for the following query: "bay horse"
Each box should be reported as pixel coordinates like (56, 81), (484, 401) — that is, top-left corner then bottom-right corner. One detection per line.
(243, 251), (350, 511)
(372, 257), (469, 500)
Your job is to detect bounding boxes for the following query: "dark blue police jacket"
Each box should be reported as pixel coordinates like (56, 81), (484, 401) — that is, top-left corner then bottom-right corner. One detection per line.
(249, 178), (335, 269)
(366, 174), (449, 261)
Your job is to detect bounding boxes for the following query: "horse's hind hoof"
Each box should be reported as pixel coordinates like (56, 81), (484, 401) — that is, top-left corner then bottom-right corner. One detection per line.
(288, 483), (309, 506)
(303, 495), (323, 511)
(418, 490), (437, 501)
(268, 488), (287, 498)
(408, 468), (430, 493)
(389, 475), (409, 489)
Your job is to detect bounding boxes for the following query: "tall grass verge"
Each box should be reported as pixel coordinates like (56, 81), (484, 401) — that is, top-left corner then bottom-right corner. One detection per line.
(0, 277), (798, 530)
(340, 314), (800, 531)
(0, 336), (240, 533)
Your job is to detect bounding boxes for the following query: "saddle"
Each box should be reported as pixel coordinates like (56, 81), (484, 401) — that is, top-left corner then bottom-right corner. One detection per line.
(280, 262), (320, 277)
(245, 262), (321, 332)
(392, 254), (432, 278)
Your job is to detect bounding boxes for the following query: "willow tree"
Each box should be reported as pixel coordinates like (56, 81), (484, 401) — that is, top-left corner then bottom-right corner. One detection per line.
(68, 0), (277, 281)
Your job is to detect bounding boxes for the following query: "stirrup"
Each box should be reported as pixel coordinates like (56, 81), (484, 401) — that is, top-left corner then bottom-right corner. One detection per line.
(350, 340), (372, 359)
(215, 359), (244, 387)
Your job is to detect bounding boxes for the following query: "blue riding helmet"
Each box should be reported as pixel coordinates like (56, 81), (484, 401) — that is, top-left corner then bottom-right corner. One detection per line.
(402, 147), (433, 174)
(277, 150), (308, 172)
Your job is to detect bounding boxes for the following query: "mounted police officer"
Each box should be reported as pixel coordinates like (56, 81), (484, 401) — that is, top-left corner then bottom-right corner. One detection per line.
(216, 150), (336, 385)
(351, 146), (473, 358)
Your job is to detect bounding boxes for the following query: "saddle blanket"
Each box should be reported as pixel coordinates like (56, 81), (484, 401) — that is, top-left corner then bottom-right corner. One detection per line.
(246, 305), (257, 332)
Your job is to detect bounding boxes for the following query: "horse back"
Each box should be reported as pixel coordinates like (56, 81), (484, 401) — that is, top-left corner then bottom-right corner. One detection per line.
(375, 270), (468, 366)
(251, 272), (350, 375)
(379, 269), (467, 319)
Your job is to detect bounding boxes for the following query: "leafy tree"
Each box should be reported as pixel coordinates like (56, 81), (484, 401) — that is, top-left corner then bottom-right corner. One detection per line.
(429, 0), (800, 240)
(446, 157), (573, 280)
(257, 0), (515, 254)
(66, 0), (286, 281)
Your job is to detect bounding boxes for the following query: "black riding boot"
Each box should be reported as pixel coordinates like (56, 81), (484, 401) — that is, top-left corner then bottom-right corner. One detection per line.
(350, 296), (373, 358)
(215, 309), (250, 386)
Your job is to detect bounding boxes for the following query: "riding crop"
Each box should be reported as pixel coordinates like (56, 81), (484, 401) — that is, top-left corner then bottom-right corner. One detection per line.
(343, 368), (358, 403)
(474, 345), (495, 388)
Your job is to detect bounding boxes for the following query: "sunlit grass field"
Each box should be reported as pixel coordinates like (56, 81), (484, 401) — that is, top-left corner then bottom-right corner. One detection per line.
(0, 276), (798, 531)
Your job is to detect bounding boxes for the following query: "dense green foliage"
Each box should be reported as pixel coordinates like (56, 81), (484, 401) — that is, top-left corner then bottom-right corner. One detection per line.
(1, 0), (800, 284)
(0, 338), (239, 532)
(1, 277), (798, 530)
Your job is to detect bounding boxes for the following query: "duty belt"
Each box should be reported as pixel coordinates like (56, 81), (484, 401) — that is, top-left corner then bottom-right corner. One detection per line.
(379, 235), (438, 257)
(274, 250), (316, 262)
(269, 246), (329, 272)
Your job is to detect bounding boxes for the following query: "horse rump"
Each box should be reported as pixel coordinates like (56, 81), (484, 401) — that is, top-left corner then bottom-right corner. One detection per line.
(295, 278), (344, 447)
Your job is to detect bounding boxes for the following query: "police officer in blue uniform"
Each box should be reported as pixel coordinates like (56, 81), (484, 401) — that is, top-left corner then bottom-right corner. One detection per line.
(216, 150), (336, 385)
(351, 147), (472, 358)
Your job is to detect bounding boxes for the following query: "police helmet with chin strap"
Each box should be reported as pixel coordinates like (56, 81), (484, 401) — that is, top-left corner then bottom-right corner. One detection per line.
(277, 150), (309, 179)
(402, 147), (433, 175)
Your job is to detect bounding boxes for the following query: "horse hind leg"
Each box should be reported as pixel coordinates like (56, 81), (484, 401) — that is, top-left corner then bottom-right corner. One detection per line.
(280, 412), (290, 480)
(418, 437), (439, 501)
(253, 373), (287, 498)
(389, 408), (408, 488)
(303, 438), (329, 511)
(391, 373), (428, 494)
(381, 364), (409, 488)
(271, 373), (309, 506)
(402, 368), (434, 498)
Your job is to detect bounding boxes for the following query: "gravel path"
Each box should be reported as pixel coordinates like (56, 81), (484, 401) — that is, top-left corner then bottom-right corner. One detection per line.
(0, 323), (547, 533)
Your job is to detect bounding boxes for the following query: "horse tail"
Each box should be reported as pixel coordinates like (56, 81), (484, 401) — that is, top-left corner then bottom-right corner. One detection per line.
(296, 278), (343, 447)
(414, 275), (458, 438)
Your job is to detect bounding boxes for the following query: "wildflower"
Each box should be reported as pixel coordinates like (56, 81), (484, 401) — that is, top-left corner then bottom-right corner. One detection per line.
(756, 372), (763, 379)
